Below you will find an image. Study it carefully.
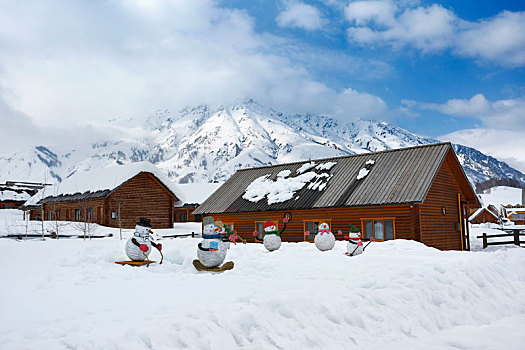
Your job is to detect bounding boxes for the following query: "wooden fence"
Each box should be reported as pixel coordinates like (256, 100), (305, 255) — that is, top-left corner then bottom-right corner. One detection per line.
(477, 229), (525, 249)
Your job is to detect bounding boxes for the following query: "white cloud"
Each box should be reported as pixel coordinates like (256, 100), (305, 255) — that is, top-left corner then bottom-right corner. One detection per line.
(441, 128), (525, 173)
(456, 11), (525, 67)
(0, 0), (386, 147)
(276, 1), (328, 30)
(345, 1), (525, 65)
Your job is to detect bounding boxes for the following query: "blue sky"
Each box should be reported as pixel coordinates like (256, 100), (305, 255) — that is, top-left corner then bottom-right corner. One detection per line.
(0, 0), (524, 169)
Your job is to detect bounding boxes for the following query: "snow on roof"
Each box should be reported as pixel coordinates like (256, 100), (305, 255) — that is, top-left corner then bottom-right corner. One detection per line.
(0, 189), (31, 202)
(174, 182), (223, 207)
(469, 207), (499, 221)
(25, 162), (181, 206)
(356, 168), (370, 180)
(243, 164), (335, 205)
(296, 161), (316, 174)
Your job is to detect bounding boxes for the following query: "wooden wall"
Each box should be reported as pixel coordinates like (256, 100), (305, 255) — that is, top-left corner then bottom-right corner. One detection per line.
(205, 204), (415, 243)
(470, 210), (498, 224)
(41, 198), (106, 223)
(106, 172), (174, 229)
(174, 207), (201, 222)
(419, 152), (465, 250)
(0, 201), (25, 209)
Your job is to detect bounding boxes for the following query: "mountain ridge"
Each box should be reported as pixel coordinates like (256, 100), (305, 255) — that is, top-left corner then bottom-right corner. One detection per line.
(1, 100), (523, 188)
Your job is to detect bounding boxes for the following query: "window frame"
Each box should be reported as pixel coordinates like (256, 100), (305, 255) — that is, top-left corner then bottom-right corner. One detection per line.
(75, 209), (81, 221)
(360, 218), (396, 241)
(303, 219), (332, 242)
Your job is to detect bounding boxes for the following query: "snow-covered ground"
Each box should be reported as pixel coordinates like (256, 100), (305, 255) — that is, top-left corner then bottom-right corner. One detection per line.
(1, 222), (524, 349)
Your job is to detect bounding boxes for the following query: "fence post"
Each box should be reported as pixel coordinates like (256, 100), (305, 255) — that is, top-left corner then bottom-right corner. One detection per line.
(514, 231), (520, 246)
(192, 231), (195, 238)
(482, 233), (487, 249)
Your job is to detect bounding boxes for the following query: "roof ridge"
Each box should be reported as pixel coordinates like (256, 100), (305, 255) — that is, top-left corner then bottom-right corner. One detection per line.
(236, 142), (452, 172)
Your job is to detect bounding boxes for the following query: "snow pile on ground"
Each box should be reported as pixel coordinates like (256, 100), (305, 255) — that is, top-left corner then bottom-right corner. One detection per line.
(0, 209), (200, 239)
(1, 236), (524, 349)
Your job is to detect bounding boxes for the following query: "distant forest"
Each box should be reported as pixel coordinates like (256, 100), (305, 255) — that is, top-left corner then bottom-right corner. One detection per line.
(475, 177), (523, 194)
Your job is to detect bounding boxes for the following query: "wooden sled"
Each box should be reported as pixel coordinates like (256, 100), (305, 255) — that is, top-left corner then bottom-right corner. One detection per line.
(115, 260), (156, 267)
(193, 259), (234, 272)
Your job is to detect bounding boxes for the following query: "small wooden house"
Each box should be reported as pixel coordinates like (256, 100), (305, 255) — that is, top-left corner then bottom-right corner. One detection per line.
(173, 183), (223, 223)
(0, 182), (43, 209)
(469, 205), (500, 224)
(23, 162), (180, 229)
(503, 206), (525, 225)
(193, 142), (480, 251)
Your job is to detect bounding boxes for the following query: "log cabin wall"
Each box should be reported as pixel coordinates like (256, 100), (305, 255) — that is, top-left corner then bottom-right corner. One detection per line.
(41, 198), (106, 224)
(419, 153), (466, 250)
(174, 207), (201, 222)
(206, 204), (415, 243)
(106, 172), (174, 229)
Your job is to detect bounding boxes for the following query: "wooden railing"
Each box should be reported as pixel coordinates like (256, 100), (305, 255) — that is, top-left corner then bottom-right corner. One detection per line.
(477, 230), (525, 249)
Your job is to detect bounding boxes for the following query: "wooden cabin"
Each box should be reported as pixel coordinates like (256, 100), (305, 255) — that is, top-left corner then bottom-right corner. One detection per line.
(0, 182), (43, 209)
(193, 142), (480, 251)
(173, 183), (222, 223)
(23, 162), (180, 229)
(469, 205), (500, 224)
(503, 206), (525, 225)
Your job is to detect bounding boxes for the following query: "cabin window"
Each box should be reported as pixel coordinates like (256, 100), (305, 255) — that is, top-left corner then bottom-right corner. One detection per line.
(303, 220), (331, 242)
(180, 214), (188, 222)
(87, 208), (93, 221)
(195, 214), (202, 222)
(111, 211), (119, 219)
(75, 209), (81, 221)
(47, 211), (52, 220)
(35, 214), (41, 220)
(362, 219), (394, 241)
(514, 214), (525, 221)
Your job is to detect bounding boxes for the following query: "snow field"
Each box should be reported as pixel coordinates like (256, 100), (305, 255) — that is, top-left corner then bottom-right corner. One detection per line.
(1, 237), (524, 349)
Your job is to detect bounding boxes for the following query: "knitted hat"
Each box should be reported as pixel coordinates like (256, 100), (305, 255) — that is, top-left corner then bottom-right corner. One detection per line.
(203, 216), (215, 226)
(263, 220), (276, 231)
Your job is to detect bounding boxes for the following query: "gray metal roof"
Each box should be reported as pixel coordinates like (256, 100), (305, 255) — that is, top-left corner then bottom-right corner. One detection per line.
(194, 142), (458, 214)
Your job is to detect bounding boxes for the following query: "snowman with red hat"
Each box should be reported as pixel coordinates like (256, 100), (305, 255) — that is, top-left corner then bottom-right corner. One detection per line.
(253, 217), (288, 252)
(345, 223), (374, 256)
(313, 222), (335, 251)
(124, 217), (163, 263)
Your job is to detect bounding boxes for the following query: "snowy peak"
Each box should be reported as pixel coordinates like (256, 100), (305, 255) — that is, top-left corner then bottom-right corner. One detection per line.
(1, 100), (524, 187)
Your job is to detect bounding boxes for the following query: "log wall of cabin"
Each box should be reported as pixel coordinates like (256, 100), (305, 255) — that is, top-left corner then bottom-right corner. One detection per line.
(106, 172), (174, 229)
(206, 204), (415, 243)
(41, 198), (106, 223)
(419, 154), (465, 250)
(174, 208), (201, 222)
(0, 200), (26, 209)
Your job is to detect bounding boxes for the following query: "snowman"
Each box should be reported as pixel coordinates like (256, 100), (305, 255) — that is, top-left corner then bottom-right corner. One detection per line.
(253, 218), (288, 252)
(125, 217), (162, 261)
(345, 224), (364, 256)
(313, 222), (335, 251)
(197, 216), (228, 268)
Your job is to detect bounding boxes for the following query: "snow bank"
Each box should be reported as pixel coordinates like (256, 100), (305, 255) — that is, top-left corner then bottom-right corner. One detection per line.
(0, 238), (524, 349)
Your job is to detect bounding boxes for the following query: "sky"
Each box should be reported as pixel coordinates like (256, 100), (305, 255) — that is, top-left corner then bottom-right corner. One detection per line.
(0, 0), (524, 170)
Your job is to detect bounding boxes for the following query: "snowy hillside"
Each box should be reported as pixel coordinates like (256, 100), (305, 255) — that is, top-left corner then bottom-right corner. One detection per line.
(479, 186), (523, 207)
(1, 234), (524, 349)
(1, 100), (524, 186)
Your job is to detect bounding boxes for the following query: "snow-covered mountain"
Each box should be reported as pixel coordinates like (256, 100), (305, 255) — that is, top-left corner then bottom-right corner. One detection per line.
(1, 100), (524, 187)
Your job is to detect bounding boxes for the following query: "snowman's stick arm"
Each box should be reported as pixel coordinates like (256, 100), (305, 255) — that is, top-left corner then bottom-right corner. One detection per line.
(278, 221), (287, 236)
(151, 241), (163, 264)
(197, 243), (210, 251)
(363, 240), (373, 251)
(131, 238), (141, 247)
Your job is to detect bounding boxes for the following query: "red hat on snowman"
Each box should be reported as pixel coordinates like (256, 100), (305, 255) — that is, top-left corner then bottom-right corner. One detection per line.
(263, 220), (276, 231)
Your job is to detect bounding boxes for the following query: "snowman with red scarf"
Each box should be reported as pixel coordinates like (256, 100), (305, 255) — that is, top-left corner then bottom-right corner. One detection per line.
(313, 222), (335, 251)
(345, 224), (374, 256)
(125, 217), (162, 262)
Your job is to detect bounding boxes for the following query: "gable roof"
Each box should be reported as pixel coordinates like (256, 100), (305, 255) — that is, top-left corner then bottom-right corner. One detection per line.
(469, 206), (499, 221)
(194, 142), (479, 215)
(24, 162), (180, 206)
